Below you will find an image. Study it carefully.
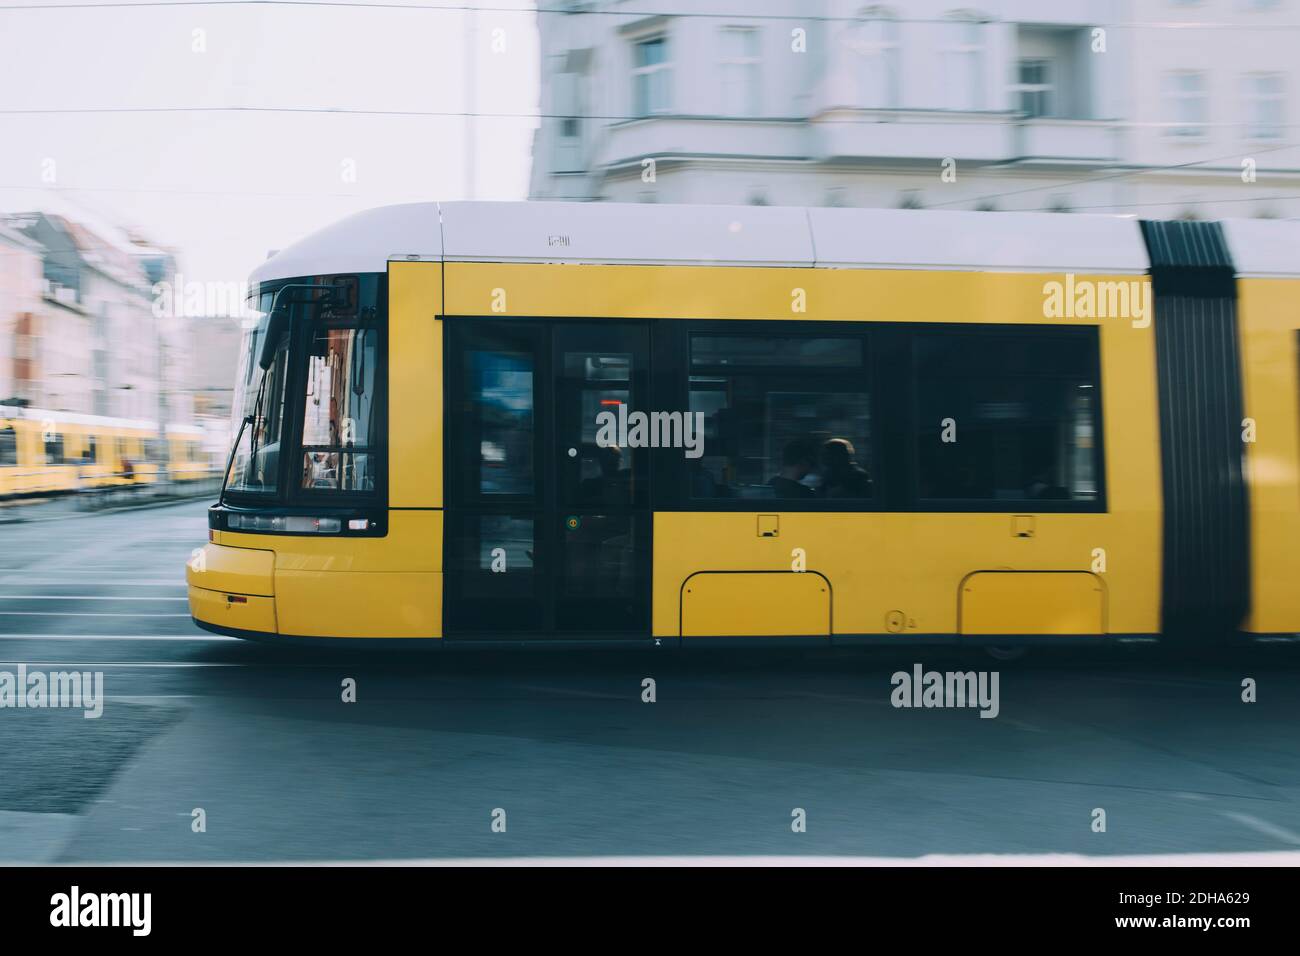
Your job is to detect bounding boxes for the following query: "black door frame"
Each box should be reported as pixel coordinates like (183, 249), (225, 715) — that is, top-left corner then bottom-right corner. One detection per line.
(443, 317), (653, 640)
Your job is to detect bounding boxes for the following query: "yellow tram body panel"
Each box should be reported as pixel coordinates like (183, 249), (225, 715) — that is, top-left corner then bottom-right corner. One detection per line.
(192, 513), (443, 639)
(189, 264), (445, 638)
(388, 260), (443, 510)
(1238, 276), (1300, 635)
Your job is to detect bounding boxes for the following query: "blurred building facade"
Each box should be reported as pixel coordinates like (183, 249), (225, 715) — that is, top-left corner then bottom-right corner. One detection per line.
(530, 0), (1299, 219)
(128, 233), (195, 428)
(185, 314), (242, 421)
(4, 213), (159, 419)
(0, 223), (45, 409)
(0, 213), (208, 436)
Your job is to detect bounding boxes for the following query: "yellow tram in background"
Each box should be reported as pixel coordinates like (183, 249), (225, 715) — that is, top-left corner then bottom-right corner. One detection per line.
(186, 202), (1300, 648)
(0, 406), (210, 497)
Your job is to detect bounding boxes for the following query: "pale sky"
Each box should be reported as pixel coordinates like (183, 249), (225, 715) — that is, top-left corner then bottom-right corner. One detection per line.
(0, 0), (539, 284)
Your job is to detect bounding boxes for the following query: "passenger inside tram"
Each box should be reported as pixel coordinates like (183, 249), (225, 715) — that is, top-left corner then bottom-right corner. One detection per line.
(767, 439), (818, 499)
(578, 443), (631, 505)
(818, 438), (873, 498)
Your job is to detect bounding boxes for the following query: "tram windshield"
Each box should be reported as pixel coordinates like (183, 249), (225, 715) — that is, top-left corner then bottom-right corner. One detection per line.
(223, 274), (382, 502)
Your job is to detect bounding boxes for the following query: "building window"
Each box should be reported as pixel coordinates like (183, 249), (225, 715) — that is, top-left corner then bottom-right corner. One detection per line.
(552, 59), (586, 172)
(632, 35), (672, 116)
(1016, 58), (1054, 117)
(943, 14), (985, 110)
(1163, 70), (1209, 138)
(851, 8), (901, 108)
(687, 332), (873, 501)
(915, 328), (1102, 504)
(1243, 73), (1285, 140)
(556, 72), (581, 138)
(719, 27), (761, 116)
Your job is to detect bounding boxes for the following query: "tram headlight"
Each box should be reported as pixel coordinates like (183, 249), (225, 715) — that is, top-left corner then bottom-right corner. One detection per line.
(226, 514), (342, 533)
(284, 516), (342, 533)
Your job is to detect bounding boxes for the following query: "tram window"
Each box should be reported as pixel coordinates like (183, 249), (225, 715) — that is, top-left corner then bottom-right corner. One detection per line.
(687, 333), (873, 501)
(563, 350), (635, 508)
(463, 347), (535, 497)
(691, 336), (863, 369)
(476, 516), (534, 571)
(228, 324), (290, 494)
(299, 323), (380, 493)
(0, 427), (16, 467)
(914, 329), (1101, 504)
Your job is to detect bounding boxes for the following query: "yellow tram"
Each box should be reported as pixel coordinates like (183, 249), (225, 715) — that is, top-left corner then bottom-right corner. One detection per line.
(0, 406), (209, 497)
(186, 202), (1300, 647)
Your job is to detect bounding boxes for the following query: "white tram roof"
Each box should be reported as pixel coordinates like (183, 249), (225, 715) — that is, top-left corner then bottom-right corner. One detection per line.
(249, 201), (1299, 285)
(1220, 219), (1300, 278)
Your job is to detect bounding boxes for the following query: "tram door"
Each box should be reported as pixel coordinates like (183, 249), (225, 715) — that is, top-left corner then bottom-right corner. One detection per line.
(444, 320), (652, 638)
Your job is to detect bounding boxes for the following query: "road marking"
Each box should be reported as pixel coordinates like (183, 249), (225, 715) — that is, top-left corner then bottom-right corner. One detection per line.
(154, 851), (1300, 867)
(996, 717), (1047, 733)
(0, 612), (192, 618)
(0, 595), (189, 602)
(0, 569), (187, 576)
(0, 579), (185, 587)
(0, 634), (234, 641)
(0, 662), (247, 668)
(1221, 812), (1300, 846)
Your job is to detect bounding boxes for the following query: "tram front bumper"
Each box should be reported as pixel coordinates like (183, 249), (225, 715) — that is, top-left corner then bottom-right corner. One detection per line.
(187, 542), (277, 636)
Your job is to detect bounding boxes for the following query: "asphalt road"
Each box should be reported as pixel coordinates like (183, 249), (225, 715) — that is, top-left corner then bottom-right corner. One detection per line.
(0, 499), (1298, 864)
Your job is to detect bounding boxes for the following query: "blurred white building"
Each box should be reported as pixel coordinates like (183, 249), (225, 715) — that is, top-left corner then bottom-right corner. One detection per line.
(6, 213), (160, 420)
(529, 0), (1298, 219)
(0, 223), (45, 407)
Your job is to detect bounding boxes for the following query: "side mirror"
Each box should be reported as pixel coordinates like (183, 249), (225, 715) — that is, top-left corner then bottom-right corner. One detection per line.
(256, 287), (337, 370)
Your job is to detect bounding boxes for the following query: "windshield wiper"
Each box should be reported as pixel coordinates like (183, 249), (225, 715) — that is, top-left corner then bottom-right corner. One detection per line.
(217, 370), (267, 508)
